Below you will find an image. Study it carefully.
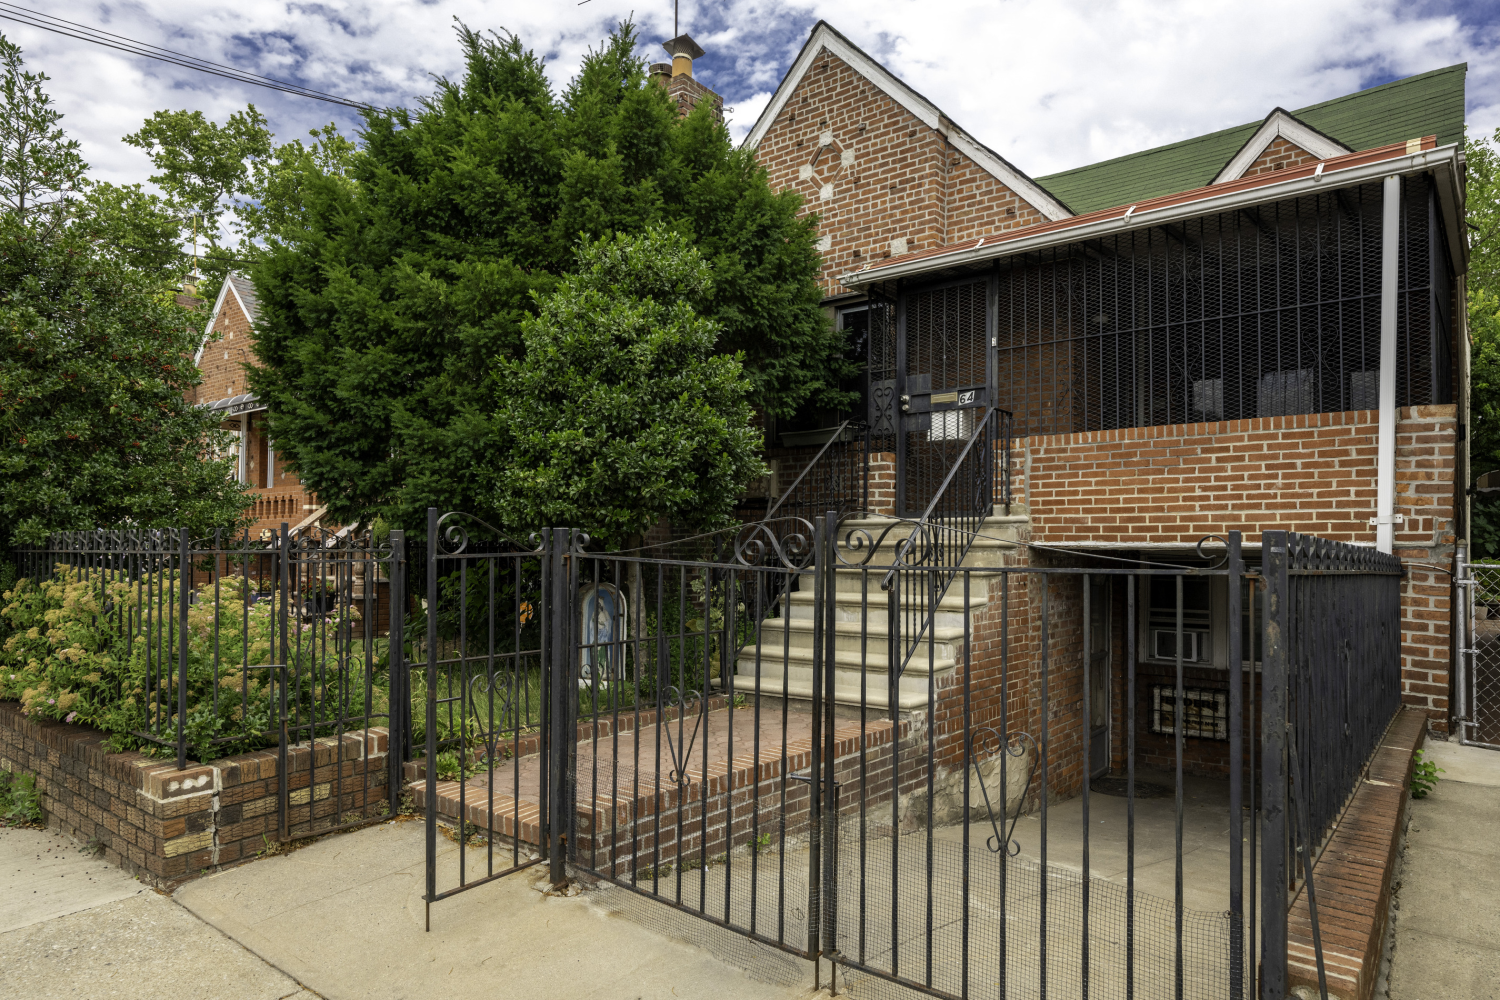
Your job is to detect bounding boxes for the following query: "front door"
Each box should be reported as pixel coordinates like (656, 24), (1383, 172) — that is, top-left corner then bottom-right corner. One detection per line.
(1088, 577), (1111, 777)
(894, 277), (994, 517)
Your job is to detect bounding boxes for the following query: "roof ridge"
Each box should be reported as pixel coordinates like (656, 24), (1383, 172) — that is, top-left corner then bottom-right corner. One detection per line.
(1036, 62), (1467, 184)
(1291, 62), (1467, 117)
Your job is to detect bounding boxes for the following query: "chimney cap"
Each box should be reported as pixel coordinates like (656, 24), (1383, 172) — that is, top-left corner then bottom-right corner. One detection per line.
(661, 34), (705, 60)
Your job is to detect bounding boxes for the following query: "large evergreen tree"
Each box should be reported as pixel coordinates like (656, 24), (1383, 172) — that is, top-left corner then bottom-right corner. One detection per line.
(249, 22), (845, 532)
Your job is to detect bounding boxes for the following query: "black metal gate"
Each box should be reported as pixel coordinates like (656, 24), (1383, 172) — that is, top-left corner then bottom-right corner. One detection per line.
(414, 512), (1403, 1000)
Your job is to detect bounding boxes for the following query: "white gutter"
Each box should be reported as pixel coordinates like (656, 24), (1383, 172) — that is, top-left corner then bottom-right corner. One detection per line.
(1373, 176), (1401, 554)
(841, 142), (1464, 290)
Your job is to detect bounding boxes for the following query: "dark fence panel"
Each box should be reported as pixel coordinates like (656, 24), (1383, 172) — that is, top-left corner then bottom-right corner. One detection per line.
(1259, 529), (1403, 1000)
(9, 525), (402, 839)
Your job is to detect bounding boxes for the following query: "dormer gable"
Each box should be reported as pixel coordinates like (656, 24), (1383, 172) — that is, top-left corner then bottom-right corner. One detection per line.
(1211, 108), (1352, 185)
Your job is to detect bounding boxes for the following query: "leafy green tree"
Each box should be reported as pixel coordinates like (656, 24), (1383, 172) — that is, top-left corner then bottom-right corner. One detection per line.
(0, 35), (250, 546)
(490, 229), (764, 544)
(1465, 128), (1500, 555)
(0, 34), (84, 233)
(249, 21), (844, 534)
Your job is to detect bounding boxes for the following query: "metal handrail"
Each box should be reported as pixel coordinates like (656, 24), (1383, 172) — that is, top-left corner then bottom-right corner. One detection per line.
(764, 418), (856, 522)
(883, 407), (1003, 673)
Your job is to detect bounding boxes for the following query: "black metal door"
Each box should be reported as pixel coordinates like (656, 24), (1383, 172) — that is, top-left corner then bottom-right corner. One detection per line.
(895, 277), (994, 517)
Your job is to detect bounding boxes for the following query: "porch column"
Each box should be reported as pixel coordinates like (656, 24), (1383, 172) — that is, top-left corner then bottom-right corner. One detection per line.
(1376, 175), (1400, 554)
(238, 412), (249, 484)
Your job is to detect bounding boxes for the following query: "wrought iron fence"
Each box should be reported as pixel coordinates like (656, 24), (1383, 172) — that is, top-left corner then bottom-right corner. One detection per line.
(1258, 529), (1403, 999)
(8, 525), (403, 839)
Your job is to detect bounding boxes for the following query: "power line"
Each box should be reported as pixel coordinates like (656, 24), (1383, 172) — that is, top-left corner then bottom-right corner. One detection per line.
(0, 3), (381, 111)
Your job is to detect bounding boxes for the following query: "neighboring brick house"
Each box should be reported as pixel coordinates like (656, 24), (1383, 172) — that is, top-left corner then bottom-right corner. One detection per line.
(737, 20), (1468, 766)
(190, 274), (321, 536)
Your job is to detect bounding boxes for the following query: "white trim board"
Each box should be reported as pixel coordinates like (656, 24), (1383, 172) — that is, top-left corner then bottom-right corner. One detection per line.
(741, 21), (1071, 223)
(1211, 108), (1351, 185)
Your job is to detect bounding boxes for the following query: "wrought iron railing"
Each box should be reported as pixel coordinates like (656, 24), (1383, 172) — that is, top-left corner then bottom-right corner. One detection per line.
(883, 407), (1005, 673)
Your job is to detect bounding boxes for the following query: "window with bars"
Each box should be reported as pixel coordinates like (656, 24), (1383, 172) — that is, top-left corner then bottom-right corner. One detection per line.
(989, 175), (1453, 438)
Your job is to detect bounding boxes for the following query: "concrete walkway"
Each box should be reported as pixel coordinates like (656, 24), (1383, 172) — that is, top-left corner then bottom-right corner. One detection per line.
(0, 826), (315, 999)
(1385, 741), (1500, 1000)
(0, 820), (821, 1000)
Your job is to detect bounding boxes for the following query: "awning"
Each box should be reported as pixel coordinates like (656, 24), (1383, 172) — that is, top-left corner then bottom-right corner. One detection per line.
(200, 393), (264, 416)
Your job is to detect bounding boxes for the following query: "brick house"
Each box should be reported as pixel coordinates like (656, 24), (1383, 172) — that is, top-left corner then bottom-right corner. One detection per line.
(733, 20), (1467, 775)
(190, 274), (322, 536)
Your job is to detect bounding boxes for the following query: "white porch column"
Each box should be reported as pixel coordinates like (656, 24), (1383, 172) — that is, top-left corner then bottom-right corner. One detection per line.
(238, 412), (249, 484)
(1375, 175), (1400, 554)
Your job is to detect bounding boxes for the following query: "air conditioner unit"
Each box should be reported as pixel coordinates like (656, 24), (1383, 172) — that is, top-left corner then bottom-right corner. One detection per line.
(1153, 628), (1206, 662)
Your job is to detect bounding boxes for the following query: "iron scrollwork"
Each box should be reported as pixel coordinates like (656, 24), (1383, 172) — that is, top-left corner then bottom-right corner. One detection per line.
(969, 727), (1040, 856)
(662, 686), (705, 786)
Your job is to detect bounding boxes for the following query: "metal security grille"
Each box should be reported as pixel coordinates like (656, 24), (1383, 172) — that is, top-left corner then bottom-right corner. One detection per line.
(898, 278), (991, 516)
(994, 175), (1453, 438)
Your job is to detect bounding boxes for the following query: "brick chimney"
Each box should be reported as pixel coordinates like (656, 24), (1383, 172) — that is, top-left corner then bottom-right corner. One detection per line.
(656, 34), (722, 123)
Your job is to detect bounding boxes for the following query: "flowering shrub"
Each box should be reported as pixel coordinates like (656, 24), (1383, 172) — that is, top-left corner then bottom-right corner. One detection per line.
(0, 564), (381, 762)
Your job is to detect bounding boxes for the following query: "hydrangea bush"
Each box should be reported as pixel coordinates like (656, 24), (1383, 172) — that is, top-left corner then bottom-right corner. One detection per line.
(0, 564), (383, 762)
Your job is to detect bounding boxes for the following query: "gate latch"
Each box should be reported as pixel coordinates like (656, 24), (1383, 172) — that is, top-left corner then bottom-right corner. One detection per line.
(900, 394), (910, 412)
(1367, 514), (1406, 527)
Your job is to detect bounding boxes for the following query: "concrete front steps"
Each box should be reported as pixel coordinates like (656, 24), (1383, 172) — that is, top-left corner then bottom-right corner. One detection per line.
(733, 516), (1025, 711)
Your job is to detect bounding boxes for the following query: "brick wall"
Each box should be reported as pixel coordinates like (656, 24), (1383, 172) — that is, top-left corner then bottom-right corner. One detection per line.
(751, 48), (1048, 296)
(0, 702), (390, 886)
(1007, 405), (1458, 730)
(1242, 137), (1319, 178)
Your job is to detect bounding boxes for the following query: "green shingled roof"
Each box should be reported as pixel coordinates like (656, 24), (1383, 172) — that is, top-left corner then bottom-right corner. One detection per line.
(1035, 64), (1467, 216)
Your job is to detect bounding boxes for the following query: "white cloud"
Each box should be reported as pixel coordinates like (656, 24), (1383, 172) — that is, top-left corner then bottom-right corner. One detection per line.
(726, 90), (772, 145)
(3, 0), (1495, 193)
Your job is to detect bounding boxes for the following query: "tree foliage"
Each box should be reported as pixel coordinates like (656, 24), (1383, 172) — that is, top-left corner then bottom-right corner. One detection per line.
(249, 21), (843, 532)
(1465, 128), (1500, 555)
(490, 229), (764, 544)
(0, 34), (250, 546)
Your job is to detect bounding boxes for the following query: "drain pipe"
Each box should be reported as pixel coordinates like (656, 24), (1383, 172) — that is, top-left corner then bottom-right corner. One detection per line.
(1374, 175), (1401, 554)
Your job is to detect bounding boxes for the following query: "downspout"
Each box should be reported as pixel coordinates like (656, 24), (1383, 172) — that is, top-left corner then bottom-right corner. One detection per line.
(1375, 176), (1401, 554)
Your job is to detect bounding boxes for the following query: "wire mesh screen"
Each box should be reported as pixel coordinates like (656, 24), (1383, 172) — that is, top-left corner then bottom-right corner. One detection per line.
(1467, 565), (1500, 749)
(994, 175), (1452, 438)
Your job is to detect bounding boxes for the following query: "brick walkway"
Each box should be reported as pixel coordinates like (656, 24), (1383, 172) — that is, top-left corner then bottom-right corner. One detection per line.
(415, 701), (900, 850)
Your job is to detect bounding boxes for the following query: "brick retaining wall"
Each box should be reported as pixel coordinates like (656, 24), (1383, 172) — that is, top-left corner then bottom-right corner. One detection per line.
(0, 701), (390, 887)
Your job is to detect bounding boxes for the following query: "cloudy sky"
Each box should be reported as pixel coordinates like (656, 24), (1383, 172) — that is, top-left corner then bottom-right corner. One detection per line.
(4, 0), (1498, 192)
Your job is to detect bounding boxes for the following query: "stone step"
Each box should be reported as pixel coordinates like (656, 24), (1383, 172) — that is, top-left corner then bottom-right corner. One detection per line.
(753, 615), (967, 658)
(730, 659), (943, 711)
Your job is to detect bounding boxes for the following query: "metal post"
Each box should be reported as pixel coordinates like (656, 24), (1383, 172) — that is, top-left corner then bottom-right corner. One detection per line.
(820, 510), (840, 967)
(1260, 530), (1290, 1000)
(425, 508), (438, 929)
(276, 523), (291, 841)
(549, 527), (571, 885)
(1455, 542), (1471, 745)
(807, 512), (826, 962)
(177, 528), (190, 771)
(388, 530), (406, 817)
(1227, 531), (1245, 1000)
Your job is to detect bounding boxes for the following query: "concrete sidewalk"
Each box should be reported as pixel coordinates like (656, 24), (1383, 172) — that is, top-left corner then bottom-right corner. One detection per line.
(0, 825), (315, 999)
(0, 820), (821, 1000)
(1385, 740), (1500, 1000)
